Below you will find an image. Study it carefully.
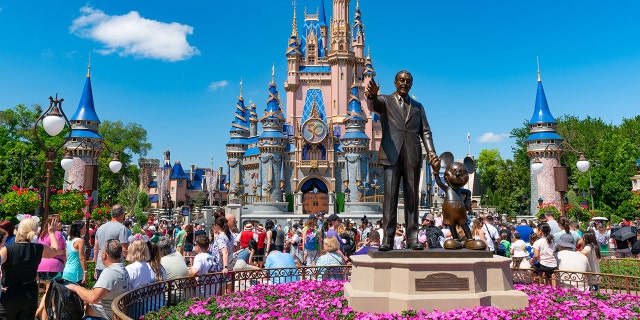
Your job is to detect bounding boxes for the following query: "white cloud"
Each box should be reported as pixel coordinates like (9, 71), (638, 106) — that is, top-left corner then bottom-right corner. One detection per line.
(70, 6), (199, 62)
(208, 80), (229, 91)
(478, 132), (509, 143)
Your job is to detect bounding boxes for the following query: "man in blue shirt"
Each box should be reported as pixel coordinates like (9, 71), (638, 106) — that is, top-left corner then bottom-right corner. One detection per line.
(514, 219), (534, 244)
(264, 249), (299, 284)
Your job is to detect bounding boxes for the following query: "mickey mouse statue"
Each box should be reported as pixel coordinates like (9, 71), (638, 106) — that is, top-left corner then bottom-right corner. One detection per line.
(433, 152), (486, 250)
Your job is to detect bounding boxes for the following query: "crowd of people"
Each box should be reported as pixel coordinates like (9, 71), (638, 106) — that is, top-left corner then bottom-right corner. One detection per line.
(0, 203), (638, 319)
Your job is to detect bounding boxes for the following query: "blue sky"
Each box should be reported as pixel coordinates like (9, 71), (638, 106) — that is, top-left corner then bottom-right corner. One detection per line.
(1, 1), (639, 170)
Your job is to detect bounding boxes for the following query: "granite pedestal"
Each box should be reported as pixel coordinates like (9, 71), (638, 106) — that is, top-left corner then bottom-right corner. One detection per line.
(344, 250), (529, 313)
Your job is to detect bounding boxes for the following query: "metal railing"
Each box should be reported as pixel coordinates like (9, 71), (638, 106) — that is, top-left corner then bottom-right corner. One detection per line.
(112, 265), (351, 320)
(113, 258), (640, 319)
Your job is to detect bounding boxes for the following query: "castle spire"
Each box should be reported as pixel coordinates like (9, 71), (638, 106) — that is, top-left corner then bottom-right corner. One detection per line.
(286, 4), (302, 56)
(239, 77), (243, 99)
(87, 53), (91, 78)
(529, 61), (556, 125)
(537, 56), (541, 82)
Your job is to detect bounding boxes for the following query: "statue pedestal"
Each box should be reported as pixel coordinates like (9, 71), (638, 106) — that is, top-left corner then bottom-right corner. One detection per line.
(344, 250), (528, 313)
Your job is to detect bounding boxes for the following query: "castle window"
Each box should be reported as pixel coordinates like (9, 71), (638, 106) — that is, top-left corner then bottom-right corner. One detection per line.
(178, 180), (183, 187)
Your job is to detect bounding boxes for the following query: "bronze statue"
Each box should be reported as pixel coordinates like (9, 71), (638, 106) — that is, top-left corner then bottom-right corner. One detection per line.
(432, 152), (486, 250)
(365, 70), (439, 251)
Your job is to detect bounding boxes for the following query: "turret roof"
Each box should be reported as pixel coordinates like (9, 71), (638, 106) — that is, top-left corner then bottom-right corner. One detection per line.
(170, 162), (189, 179)
(70, 70), (101, 123)
(529, 79), (557, 125)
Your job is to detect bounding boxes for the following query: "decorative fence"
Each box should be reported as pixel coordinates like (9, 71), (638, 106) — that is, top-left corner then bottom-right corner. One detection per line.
(112, 265), (351, 320)
(113, 258), (640, 320)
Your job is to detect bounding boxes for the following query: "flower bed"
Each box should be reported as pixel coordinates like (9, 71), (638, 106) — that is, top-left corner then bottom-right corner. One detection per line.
(142, 280), (640, 320)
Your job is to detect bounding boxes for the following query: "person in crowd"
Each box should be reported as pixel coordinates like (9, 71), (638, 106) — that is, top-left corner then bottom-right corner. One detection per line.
(189, 235), (216, 295)
(497, 223), (512, 244)
(183, 224), (195, 265)
(482, 215), (500, 252)
(67, 239), (131, 320)
(0, 217), (65, 319)
(157, 236), (189, 280)
(210, 216), (234, 276)
(315, 237), (346, 280)
(35, 215), (67, 319)
(514, 219), (534, 244)
(93, 204), (129, 279)
(0, 220), (16, 246)
(302, 215), (321, 266)
(274, 224), (285, 252)
(556, 233), (589, 272)
(531, 223), (558, 282)
(354, 228), (381, 255)
(470, 217), (487, 245)
(499, 232), (511, 257)
(286, 225), (302, 264)
(612, 225), (632, 258)
(554, 217), (581, 245)
(324, 214), (348, 263)
(254, 224), (267, 267)
(147, 240), (166, 282)
(358, 216), (370, 243)
(264, 247), (299, 284)
(594, 223), (610, 256)
(393, 229), (405, 250)
(337, 222), (356, 258)
(233, 247), (259, 271)
(194, 224), (206, 238)
(175, 223), (187, 255)
(544, 211), (562, 235)
(239, 222), (255, 249)
(570, 221), (583, 237)
(265, 220), (276, 254)
(126, 237), (154, 289)
(62, 220), (88, 285)
(510, 231), (531, 269)
(580, 230), (601, 289)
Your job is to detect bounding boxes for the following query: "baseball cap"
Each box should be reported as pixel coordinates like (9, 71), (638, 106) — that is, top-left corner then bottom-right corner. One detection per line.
(422, 213), (434, 221)
(326, 213), (342, 222)
(309, 214), (317, 220)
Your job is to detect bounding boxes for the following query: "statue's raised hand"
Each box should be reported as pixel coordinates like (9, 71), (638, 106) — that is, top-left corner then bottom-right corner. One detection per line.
(366, 78), (379, 99)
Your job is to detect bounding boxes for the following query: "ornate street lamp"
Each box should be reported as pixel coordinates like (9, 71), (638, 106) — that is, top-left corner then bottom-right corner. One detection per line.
(33, 95), (72, 224)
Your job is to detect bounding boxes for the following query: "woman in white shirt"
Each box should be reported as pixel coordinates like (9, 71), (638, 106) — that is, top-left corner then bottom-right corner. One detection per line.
(126, 238), (153, 290)
(189, 234), (217, 296)
(531, 223), (557, 283)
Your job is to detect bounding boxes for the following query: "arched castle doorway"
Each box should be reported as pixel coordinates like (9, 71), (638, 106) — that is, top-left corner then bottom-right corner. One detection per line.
(300, 178), (329, 215)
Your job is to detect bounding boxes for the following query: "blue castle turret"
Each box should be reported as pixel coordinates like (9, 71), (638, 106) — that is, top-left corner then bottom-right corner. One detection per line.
(226, 81), (250, 201)
(341, 75), (369, 202)
(64, 63), (103, 196)
(258, 71), (286, 202)
(526, 64), (564, 213)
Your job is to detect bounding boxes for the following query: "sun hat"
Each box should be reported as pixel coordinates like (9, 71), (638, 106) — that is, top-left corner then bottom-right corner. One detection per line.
(244, 222), (253, 231)
(556, 233), (576, 250)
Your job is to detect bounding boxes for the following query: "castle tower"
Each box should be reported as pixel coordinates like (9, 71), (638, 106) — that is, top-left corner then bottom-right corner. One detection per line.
(169, 161), (189, 206)
(226, 83), (250, 202)
(318, 0), (329, 53)
(249, 100), (258, 137)
(341, 76), (369, 202)
(526, 65), (564, 214)
(64, 63), (103, 200)
(138, 158), (160, 191)
(351, 0), (365, 60)
(258, 72), (286, 202)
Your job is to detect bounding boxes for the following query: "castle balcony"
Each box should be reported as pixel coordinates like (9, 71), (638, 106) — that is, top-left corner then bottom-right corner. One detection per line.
(299, 159), (329, 175)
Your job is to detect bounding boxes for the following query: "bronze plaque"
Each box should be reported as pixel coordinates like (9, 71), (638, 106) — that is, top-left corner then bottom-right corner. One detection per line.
(415, 273), (469, 291)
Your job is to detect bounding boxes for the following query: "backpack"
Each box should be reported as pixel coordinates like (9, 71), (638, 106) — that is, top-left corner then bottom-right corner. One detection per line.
(425, 227), (443, 249)
(341, 232), (355, 255)
(45, 278), (84, 320)
(496, 241), (508, 256)
(304, 228), (318, 250)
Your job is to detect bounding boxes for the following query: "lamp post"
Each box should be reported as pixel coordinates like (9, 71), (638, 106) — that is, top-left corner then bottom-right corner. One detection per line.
(531, 143), (590, 217)
(33, 95), (72, 225)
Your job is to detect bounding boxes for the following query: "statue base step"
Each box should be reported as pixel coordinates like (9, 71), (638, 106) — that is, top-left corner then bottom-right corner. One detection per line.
(344, 250), (529, 313)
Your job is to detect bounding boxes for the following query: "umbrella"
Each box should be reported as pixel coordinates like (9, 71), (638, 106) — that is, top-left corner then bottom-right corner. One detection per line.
(610, 226), (637, 241)
(591, 217), (608, 221)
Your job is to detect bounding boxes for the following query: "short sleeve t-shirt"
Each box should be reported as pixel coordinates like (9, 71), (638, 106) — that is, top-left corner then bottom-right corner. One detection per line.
(192, 252), (216, 276)
(126, 261), (153, 289)
(533, 238), (557, 268)
(95, 222), (128, 270)
(93, 262), (131, 319)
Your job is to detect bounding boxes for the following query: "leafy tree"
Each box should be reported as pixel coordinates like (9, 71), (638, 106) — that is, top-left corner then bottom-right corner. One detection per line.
(115, 177), (139, 214)
(476, 149), (502, 206)
(190, 191), (206, 208)
(137, 191), (150, 210)
(97, 120), (151, 204)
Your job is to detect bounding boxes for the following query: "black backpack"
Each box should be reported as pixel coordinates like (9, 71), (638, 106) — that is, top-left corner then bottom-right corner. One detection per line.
(425, 226), (443, 249)
(45, 278), (84, 320)
(341, 232), (355, 255)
